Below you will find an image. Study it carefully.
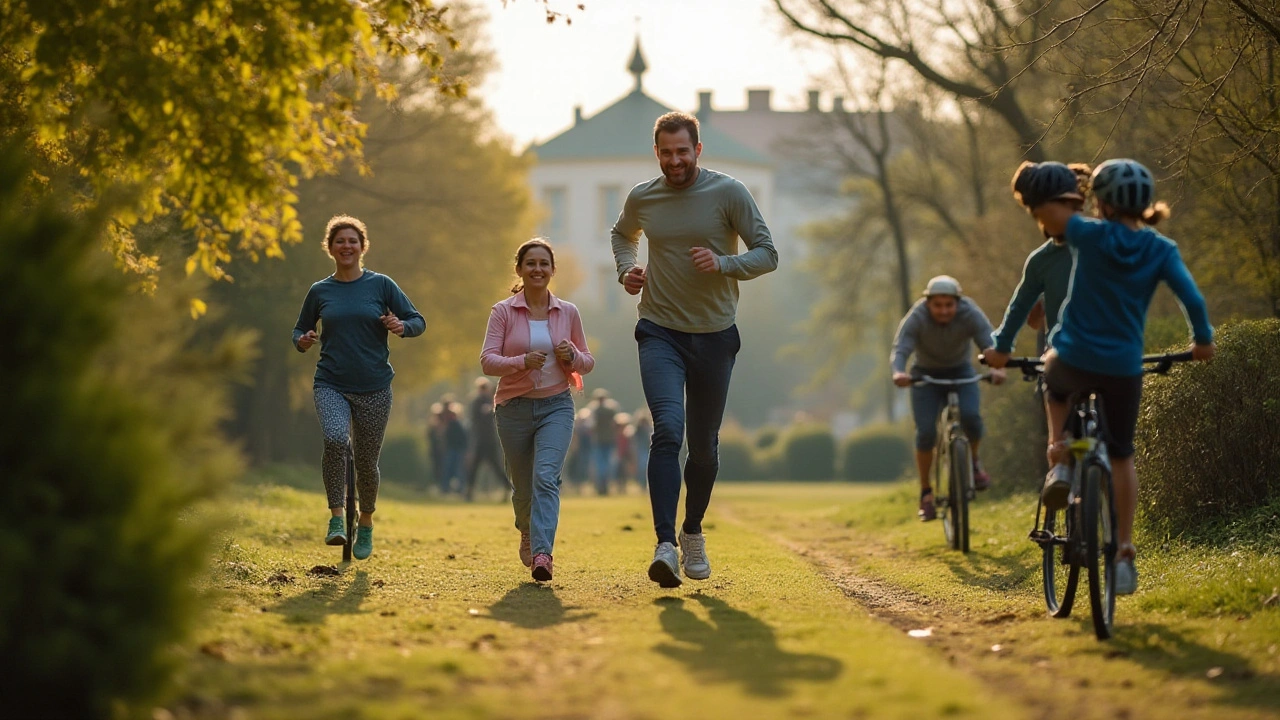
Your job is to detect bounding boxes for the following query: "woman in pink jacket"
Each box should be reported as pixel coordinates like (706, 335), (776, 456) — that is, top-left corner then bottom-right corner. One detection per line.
(480, 239), (595, 582)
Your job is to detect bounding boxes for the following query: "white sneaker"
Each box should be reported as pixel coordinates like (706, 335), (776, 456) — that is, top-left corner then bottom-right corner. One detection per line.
(648, 541), (682, 588)
(1114, 558), (1139, 595)
(678, 531), (711, 580)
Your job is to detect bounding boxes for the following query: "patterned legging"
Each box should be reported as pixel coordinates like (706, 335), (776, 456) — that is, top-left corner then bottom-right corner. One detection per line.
(313, 385), (393, 513)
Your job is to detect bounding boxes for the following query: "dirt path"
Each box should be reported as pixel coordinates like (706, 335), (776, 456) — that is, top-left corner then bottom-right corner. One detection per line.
(717, 484), (1280, 720)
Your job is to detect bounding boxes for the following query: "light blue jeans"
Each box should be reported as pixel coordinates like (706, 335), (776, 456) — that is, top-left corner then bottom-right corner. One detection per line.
(494, 391), (575, 556)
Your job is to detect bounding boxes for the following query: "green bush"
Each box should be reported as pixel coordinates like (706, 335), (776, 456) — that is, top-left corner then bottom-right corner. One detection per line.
(754, 425), (781, 450)
(380, 433), (429, 487)
(1137, 319), (1280, 535)
(841, 424), (913, 481)
(717, 430), (760, 481)
(781, 423), (837, 480)
(977, 377), (1048, 497)
(0, 158), (242, 718)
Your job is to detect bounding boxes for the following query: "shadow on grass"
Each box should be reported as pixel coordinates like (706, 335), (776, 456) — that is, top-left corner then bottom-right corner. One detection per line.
(653, 595), (841, 697)
(270, 569), (371, 624)
(938, 546), (1038, 594)
(1101, 621), (1280, 710)
(485, 583), (597, 629)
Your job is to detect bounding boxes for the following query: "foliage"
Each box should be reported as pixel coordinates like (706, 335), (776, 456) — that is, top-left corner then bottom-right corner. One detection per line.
(0, 0), (463, 288)
(0, 152), (244, 718)
(840, 424), (911, 482)
(1136, 320), (1280, 535)
(208, 8), (536, 465)
(781, 423), (838, 480)
(976, 379), (1049, 498)
(717, 426), (762, 481)
(380, 433), (430, 487)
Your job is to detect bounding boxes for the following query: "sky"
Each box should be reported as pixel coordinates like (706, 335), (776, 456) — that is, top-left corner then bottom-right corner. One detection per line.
(478, 0), (837, 148)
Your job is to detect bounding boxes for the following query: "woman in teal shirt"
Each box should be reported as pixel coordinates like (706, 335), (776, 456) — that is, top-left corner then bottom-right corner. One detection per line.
(292, 215), (426, 559)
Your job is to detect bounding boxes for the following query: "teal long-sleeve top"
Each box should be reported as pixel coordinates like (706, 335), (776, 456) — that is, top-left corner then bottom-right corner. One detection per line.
(1050, 215), (1212, 377)
(291, 270), (426, 393)
(991, 239), (1074, 353)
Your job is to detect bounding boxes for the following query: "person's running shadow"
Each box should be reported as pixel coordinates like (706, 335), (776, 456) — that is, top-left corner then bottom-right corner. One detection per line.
(270, 570), (371, 624)
(653, 595), (842, 697)
(486, 583), (597, 629)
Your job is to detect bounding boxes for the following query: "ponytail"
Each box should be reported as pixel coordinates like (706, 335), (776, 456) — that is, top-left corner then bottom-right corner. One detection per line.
(1141, 201), (1171, 226)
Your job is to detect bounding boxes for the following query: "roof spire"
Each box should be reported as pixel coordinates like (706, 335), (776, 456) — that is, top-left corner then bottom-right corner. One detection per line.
(629, 35), (647, 92)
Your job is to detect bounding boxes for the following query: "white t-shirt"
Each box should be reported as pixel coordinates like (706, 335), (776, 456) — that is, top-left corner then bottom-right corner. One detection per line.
(528, 319), (566, 392)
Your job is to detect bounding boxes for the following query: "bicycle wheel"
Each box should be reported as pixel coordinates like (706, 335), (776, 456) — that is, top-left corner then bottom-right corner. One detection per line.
(1041, 505), (1079, 617)
(343, 448), (356, 563)
(1082, 461), (1116, 639)
(937, 441), (958, 550)
(949, 438), (972, 553)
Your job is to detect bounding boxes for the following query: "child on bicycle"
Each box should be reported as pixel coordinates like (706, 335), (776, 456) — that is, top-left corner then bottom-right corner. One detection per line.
(989, 159), (1215, 595)
(988, 161), (1090, 356)
(891, 276), (1007, 521)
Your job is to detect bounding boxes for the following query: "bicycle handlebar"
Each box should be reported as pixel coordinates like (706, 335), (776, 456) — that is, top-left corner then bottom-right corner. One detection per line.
(911, 373), (994, 387)
(978, 351), (1195, 379)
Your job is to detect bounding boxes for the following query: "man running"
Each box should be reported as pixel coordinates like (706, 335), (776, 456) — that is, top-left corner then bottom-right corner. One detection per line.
(611, 111), (779, 588)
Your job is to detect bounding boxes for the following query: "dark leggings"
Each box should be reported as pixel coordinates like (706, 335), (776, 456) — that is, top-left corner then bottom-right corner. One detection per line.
(313, 385), (393, 512)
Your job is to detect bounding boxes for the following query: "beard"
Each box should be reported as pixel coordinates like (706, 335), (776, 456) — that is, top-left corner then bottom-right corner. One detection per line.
(662, 161), (696, 187)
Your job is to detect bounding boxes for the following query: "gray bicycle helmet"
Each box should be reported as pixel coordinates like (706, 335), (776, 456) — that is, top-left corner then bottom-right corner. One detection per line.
(1090, 159), (1154, 214)
(1011, 161), (1083, 209)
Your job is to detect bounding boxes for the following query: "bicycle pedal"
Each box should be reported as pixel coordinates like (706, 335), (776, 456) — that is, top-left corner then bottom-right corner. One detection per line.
(1028, 529), (1053, 543)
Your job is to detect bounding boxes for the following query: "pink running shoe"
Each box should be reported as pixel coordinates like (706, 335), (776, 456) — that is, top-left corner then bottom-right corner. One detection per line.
(532, 553), (553, 582)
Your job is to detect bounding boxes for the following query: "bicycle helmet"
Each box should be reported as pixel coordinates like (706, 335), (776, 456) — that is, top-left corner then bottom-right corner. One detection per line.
(1010, 161), (1084, 209)
(922, 275), (962, 297)
(1090, 159), (1154, 215)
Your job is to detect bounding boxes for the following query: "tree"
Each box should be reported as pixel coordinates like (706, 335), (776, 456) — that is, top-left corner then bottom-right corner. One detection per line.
(210, 8), (538, 465)
(773, 0), (1077, 161)
(1, 0), (461, 290)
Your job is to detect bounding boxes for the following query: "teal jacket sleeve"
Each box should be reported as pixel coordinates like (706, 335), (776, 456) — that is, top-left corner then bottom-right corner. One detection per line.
(1161, 247), (1213, 345)
(292, 284), (320, 351)
(991, 248), (1045, 353)
(384, 276), (426, 338)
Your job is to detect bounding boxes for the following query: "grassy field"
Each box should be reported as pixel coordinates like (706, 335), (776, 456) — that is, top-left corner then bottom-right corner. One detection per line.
(161, 469), (1280, 719)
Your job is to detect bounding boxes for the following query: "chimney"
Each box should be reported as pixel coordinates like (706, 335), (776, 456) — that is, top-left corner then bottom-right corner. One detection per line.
(832, 95), (845, 113)
(807, 90), (820, 111)
(747, 88), (771, 112)
(573, 106), (583, 125)
(697, 91), (713, 120)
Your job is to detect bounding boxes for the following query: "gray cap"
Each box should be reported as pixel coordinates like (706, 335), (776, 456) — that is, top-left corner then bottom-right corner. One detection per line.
(922, 275), (962, 297)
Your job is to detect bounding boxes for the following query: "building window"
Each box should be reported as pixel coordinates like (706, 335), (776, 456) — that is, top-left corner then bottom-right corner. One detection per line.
(541, 186), (567, 241)
(599, 185), (622, 236)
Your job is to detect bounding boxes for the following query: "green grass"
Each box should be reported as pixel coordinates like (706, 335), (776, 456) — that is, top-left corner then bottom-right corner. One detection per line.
(165, 472), (1024, 719)
(719, 482), (1280, 720)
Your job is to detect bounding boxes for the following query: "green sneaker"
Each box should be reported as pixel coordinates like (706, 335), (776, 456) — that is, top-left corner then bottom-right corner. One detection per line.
(352, 525), (374, 560)
(325, 516), (346, 546)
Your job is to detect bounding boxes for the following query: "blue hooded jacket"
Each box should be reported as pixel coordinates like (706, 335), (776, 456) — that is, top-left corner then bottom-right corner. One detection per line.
(1049, 215), (1213, 377)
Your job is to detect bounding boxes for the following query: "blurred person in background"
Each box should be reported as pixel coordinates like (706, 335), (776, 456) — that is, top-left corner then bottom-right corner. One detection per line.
(465, 377), (509, 502)
(587, 388), (620, 495)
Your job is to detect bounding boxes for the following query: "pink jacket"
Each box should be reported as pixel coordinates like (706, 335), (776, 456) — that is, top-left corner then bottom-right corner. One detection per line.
(480, 291), (595, 406)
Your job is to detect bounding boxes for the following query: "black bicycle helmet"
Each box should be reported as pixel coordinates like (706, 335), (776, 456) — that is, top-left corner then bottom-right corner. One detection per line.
(1090, 159), (1154, 215)
(1011, 161), (1084, 209)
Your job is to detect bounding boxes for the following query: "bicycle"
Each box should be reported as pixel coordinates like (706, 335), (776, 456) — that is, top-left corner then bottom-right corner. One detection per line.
(911, 373), (993, 553)
(1000, 352), (1192, 639)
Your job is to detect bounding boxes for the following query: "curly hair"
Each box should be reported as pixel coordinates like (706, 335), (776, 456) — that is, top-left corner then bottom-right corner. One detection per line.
(323, 215), (369, 251)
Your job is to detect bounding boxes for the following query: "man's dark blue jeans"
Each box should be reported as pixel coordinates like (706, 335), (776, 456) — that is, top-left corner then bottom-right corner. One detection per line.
(635, 318), (740, 545)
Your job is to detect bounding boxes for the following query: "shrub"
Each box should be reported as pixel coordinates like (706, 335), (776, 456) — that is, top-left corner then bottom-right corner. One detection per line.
(0, 158), (242, 718)
(754, 425), (781, 450)
(1137, 319), (1280, 535)
(781, 422), (837, 480)
(717, 429), (760, 481)
(380, 433), (429, 487)
(841, 424), (913, 481)
(976, 376), (1048, 497)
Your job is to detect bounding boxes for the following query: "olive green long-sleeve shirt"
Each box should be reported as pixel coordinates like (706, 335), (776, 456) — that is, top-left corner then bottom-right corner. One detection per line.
(610, 168), (778, 333)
